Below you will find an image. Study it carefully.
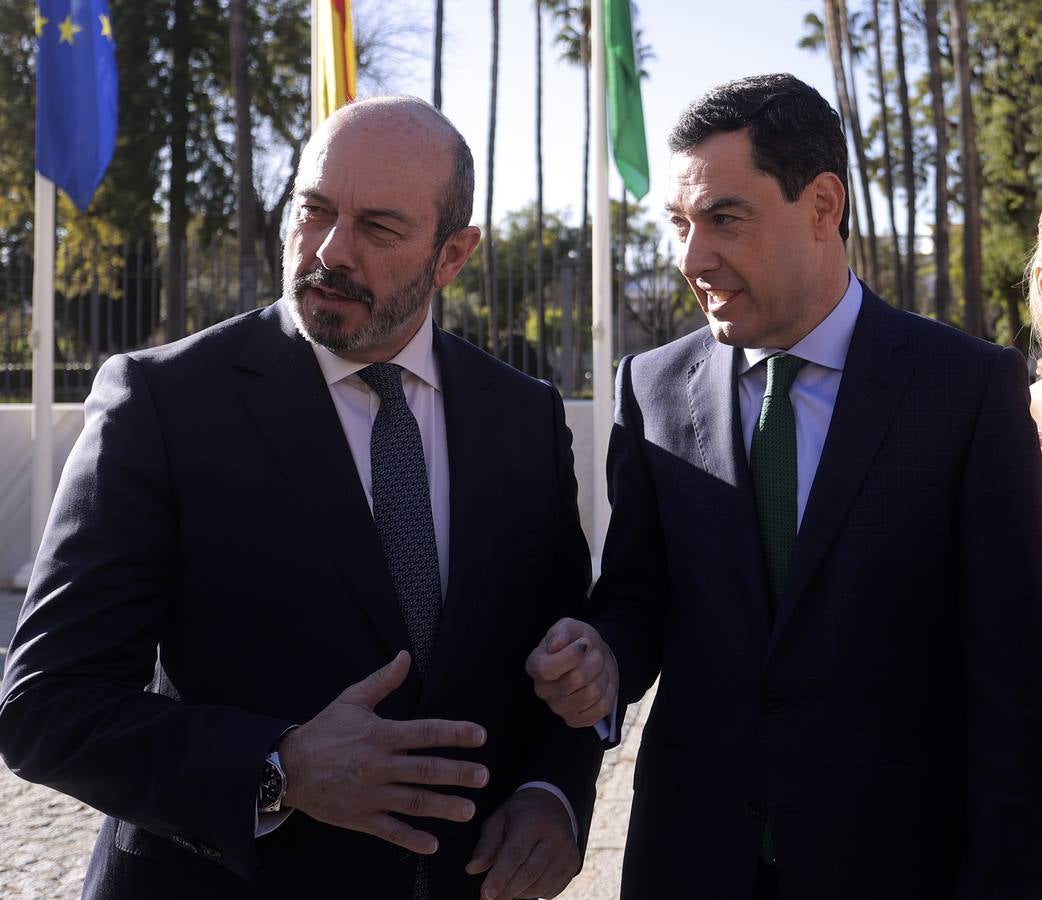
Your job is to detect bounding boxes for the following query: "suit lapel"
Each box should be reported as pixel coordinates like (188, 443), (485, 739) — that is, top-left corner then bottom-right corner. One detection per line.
(769, 289), (912, 653)
(687, 336), (773, 636)
(235, 301), (418, 696)
(421, 329), (498, 702)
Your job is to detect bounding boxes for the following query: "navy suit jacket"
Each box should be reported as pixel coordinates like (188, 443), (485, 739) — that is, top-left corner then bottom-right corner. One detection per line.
(0, 300), (602, 899)
(592, 286), (1042, 899)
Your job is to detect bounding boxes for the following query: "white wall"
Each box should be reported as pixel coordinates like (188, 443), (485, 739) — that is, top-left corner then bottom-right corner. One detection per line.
(0, 401), (599, 587)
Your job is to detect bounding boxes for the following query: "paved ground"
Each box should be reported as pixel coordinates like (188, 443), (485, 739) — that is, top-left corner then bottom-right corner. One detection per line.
(0, 588), (647, 899)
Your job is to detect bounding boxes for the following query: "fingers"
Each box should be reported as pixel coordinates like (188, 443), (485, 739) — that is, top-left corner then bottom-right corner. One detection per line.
(382, 785), (477, 823)
(466, 808), (507, 875)
(343, 650), (412, 710)
(526, 619), (599, 683)
(532, 645), (606, 700)
(481, 837), (551, 900)
(388, 717), (487, 751)
(362, 812), (439, 855)
(386, 754), (490, 789)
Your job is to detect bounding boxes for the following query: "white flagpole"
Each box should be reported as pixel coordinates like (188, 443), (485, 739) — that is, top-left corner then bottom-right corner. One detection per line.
(14, 174), (56, 590)
(590, 0), (612, 573)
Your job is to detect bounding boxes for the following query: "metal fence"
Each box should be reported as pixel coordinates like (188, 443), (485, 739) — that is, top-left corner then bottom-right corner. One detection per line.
(0, 236), (701, 403)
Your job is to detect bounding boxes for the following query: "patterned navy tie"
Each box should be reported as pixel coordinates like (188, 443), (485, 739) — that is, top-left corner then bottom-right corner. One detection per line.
(359, 363), (441, 900)
(358, 362), (442, 675)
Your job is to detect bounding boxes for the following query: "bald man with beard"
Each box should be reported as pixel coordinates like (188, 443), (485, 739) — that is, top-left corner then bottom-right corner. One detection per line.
(0, 97), (602, 900)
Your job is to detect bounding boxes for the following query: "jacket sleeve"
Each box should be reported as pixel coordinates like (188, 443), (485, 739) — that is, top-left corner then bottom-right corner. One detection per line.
(0, 354), (293, 882)
(589, 355), (670, 734)
(954, 346), (1042, 898)
(514, 381), (603, 856)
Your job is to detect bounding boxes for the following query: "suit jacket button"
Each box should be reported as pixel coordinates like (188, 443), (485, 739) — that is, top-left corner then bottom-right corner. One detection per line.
(765, 694), (783, 713)
(744, 801), (762, 817)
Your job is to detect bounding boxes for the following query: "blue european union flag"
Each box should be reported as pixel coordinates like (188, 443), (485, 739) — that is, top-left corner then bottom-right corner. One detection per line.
(35, 0), (117, 211)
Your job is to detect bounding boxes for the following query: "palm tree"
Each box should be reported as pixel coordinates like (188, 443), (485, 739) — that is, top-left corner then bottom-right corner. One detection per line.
(869, 0), (903, 307)
(229, 0), (257, 314)
(891, 0), (916, 310)
(838, 0), (878, 285)
(432, 0), (444, 109)
(484, 0), (500, 355)
(535, 0), (545, 378)
(548, 0), (590, 389)
(949, 0), (982, 336)
(923, 0), (951, 324)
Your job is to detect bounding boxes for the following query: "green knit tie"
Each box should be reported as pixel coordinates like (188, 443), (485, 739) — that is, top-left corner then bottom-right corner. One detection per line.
(750, 354), (807, 610)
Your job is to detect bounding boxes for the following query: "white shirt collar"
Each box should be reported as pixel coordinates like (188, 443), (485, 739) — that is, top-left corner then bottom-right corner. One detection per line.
(740, 270), (863, 375)
(310, 307), (441, 392)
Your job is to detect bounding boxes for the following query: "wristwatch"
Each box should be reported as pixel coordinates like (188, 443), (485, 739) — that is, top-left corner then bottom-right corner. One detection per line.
(258, 750), (287, 814)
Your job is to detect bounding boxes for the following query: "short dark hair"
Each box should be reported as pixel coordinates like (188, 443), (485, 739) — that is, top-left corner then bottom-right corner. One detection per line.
(433, 130), (475, 250)
(668, 73), (850, 241)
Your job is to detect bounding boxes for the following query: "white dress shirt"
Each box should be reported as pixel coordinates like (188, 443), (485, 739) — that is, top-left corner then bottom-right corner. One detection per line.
(311, 309), (451, 599)
(738, 272), (863, 529)
(259, 309), (577, 838)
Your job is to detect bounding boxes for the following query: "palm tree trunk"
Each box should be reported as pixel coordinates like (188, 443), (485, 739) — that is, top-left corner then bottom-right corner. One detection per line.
(229, 0), (257, 315)
(823, 0), (865, 272)
(871, 0), (903, 306)
(432, 0), (445, 322)
(923, 0), (951, 324)
(432, 0), (444, 109)
(535, 0), (545, 378)
(949, 0), (982, 337)
(484, 0), (499, 356)
(167, 0), (191, 340)
(892, 0), (916, 311)
(575, 15), (590, 393)
(838, 0), (878, 285)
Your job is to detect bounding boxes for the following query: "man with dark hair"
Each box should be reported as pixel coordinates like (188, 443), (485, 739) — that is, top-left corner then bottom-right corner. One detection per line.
(528, 73), (1042, 899)
(0, 97), (603, 900)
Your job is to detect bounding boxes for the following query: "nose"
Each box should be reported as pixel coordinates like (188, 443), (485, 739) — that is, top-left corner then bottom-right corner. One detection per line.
(316, 218), (358, 272)
(676, 224), (718, 283)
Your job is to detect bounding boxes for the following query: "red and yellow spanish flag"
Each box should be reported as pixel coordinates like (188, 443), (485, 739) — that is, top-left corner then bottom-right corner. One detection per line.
(311, 0), (356, 131)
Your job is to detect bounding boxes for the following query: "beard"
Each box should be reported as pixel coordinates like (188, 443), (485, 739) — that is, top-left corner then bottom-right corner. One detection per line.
(286, 253), (438, 354)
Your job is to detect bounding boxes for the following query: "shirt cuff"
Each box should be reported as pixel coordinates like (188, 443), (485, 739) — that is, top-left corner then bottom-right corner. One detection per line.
(517, 782), (578, 840)
(255, 807), (293, 837)
(593, 695), (619, 743)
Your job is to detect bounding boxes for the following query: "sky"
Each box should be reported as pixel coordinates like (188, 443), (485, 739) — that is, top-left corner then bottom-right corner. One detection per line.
(373, 0), (840, 229)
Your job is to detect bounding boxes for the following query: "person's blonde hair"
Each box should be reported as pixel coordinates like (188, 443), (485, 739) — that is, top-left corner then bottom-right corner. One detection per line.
(1028, 211), (1042, 340)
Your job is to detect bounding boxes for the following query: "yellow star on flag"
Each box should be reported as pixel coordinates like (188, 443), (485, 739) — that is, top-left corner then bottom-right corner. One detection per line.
(99, 14), (112, 40)
(34, 9), (48, 37)
(58, 14), (82, 45)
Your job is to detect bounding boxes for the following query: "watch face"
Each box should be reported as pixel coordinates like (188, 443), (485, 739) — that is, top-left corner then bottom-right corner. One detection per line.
(259, 758), (284, 812)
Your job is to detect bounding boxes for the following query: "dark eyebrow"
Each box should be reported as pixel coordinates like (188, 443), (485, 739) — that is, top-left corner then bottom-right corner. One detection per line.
(297, 191), (416, 229)
(360, 207), (416, 228)
(298, 189), (335, 207)
(694, 196), (753, 216)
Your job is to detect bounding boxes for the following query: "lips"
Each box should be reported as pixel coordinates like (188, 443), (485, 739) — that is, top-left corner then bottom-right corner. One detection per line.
(704, 289), (742, 313)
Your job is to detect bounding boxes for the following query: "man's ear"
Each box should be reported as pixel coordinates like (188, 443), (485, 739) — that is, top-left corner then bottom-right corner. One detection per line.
(809, 172), (846, 240)
(433, 225), (482, 289)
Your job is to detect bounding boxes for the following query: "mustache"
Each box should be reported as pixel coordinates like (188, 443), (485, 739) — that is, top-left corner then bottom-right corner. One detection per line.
(292, 266), (374, 305)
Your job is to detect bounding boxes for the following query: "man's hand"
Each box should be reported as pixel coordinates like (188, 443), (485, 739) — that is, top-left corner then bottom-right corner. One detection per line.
(465, 788), (579, 899)
(279, 650), (488, 855)
(526, 618), (618, 729)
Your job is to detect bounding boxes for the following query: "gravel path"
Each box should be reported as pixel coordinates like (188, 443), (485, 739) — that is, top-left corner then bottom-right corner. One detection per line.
(0, 589), (649, 899)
